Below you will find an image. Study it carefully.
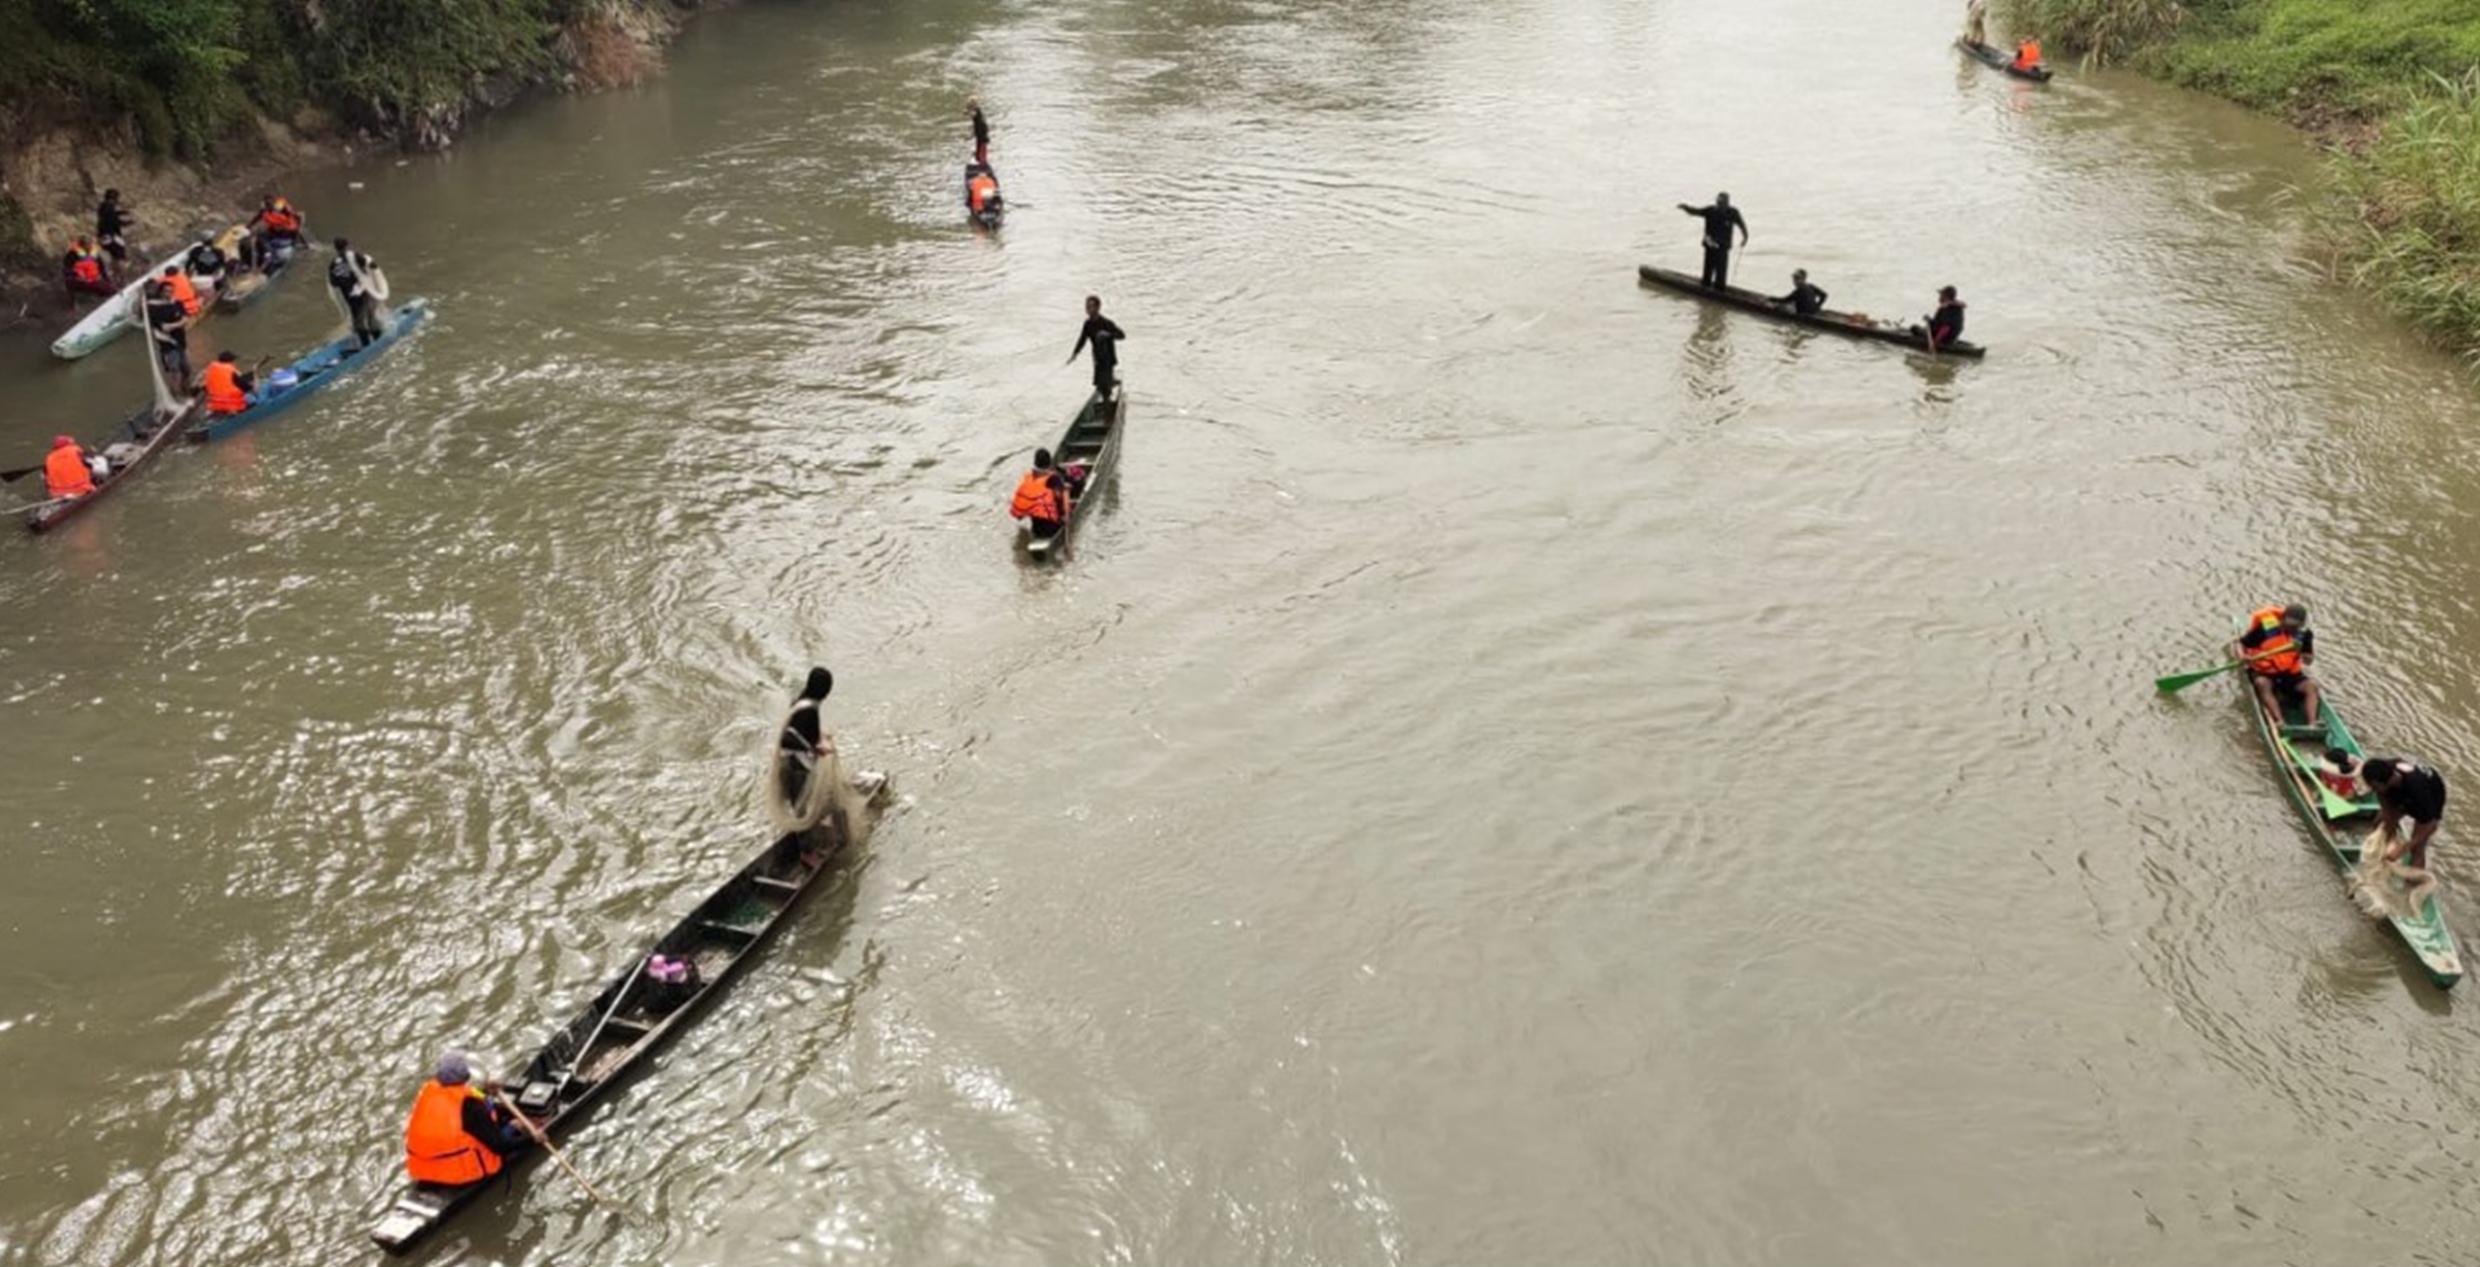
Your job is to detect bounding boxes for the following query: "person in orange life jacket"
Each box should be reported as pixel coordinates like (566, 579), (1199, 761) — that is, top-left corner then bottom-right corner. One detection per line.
(200, 351), (257, 416)
(159, 263), (202, 318)
(142, 278), (193, 385)
(402, 1050), (527, 1186)
(2228, 602), (2318, 727)
(62, 237), (112, 300)
(95, 188), (134, 265)
(966, 164), (1002, 216)
(1009, 448), (1082, 539)
(2011, 38), (2043, 71)
(44, 435), (96, 500)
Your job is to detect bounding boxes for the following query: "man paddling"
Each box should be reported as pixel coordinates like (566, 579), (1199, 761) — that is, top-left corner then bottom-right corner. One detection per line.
(1676, 193), (1749, 290)
(402, 1051), (526, 1186)
(44, 435), (97, 502)
(1771, 269), (1828, 317)
(200, 350), (257, 417)
(2230, 603), (2320, 729)
(1069, 295), (1125, 401)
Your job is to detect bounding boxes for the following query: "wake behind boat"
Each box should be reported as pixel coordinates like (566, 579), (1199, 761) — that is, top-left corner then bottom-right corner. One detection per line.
(1637, 265), (1988, 357)
(368, 672), (890, 1254)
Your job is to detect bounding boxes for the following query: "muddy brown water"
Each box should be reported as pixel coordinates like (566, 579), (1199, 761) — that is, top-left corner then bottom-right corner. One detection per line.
(5, 0), (2480, 1263)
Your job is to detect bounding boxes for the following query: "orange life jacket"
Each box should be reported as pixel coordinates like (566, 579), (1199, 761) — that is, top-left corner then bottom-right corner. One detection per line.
(2012, 39), (2041, 69)
(1009, 470), (1062, 522)
(202, 361), (249, 414)
(969, 175), (999, 213)
(68, 249), (103, 286)
(2244, 605), (2303, 676)
(403, 1079), (506, 1186)
(165, 271), (201, 316)
(263, 201), (302, 235)
(45, 444), (95, 499)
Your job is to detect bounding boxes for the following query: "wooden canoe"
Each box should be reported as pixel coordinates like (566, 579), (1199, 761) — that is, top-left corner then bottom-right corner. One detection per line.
(2240, 678), (2463, 989)
(1023, 386), (1127, 558)
(1636, 266), (1988, 358)
(189, 300), (431, 444)
(214, 235), (304, 312)
(1956, 37), (2054, 82)
(51, 223), (249, 360)
(23, 399), (199, 534)
(367, 686), (890, 1253)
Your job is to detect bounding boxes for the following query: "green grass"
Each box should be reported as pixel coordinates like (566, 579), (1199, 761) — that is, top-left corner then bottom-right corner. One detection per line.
(2005, 0), (2480, 368)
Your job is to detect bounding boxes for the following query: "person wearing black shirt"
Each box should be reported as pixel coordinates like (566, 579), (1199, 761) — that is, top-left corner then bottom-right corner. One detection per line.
(1772, 269), (1828, 317)
(1675, 193), (1749, 289)
(142, 280), (192, 385)
(1069, 295), (1125, 399)
(95, 189), (135, 265)
(967, 97), (991, 166)
(1924, 285), (1967, 352)
(327, 238), (385, 348)
(2354, 756), (2449, 871)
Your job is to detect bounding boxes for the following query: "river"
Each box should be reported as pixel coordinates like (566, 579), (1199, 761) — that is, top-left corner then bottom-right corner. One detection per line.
(6, 0), (2480, 1262)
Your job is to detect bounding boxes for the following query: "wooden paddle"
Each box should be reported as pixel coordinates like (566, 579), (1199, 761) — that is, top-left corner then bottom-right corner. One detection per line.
(2154, 642), (2291, 694)
(493, 1089), (610, 1205)
(0, 462), (40, 483)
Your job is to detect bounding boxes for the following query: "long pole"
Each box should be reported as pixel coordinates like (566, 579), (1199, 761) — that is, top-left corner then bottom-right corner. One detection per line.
(494, 1090), (609, 1205)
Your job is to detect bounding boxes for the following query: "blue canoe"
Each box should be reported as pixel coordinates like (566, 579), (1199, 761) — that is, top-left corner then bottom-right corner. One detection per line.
(189, 299), (429, 443)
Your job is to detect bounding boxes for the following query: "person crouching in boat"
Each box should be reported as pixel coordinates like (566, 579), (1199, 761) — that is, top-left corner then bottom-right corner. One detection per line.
(2230, 603), (2319, 730)
(2327, 753), (2449, 907)
(1009, 449), (1075, 541)
(643, 953), (703, 1016)
(62, 237), (112, 302)
(1921, 285), (1966, 352)
(200, 351), (257, 417)
(44, 435), (97, 502)
(2011, 38), (2044, 73)
(966, 164), (1003, 220)
(244, 193), (304, 271)
(1772, 269), (1828, 317)
(402, 1051), (526, 1187)
(188, 236), (229, 292)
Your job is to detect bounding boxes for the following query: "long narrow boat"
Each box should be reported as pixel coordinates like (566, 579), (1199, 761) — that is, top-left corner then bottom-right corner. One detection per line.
(23, 398), (199, 534)
(50, 223), (247, 360)
(1955, 37), (2054, 82)
(189, 299), (431, 444)
(1636, 266), (1988, 358)
(369, 680), (889, 1254)
(1022, 385), (1128, 558)
(2240, 677), (2463, 988)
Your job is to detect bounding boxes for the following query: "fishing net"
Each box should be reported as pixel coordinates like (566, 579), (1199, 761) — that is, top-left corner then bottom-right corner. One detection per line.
(763, 717), (843, 835)
(2348, 832), (2433, 921)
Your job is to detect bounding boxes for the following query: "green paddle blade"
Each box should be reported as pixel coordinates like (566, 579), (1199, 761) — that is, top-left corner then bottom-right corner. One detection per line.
(2155, 659), (2242, 693)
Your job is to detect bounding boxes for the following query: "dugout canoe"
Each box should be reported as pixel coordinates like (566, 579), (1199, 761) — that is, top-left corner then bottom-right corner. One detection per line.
(368, 684), (889, 1253)
(1955, 37), (2054, 82)
(1636, 266), (1988, 358)
(22, 399), (198, 534)
(2240, 677), (2463, 989)
(1022, 385), (1127, 559)
(189, 300), (430, 444)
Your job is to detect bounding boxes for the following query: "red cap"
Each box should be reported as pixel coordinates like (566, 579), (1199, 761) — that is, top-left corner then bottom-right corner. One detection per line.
(52, 434), (74, 448)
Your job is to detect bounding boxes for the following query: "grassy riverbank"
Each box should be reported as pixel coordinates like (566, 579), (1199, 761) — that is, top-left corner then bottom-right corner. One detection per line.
(2002, 0), (2480, 365)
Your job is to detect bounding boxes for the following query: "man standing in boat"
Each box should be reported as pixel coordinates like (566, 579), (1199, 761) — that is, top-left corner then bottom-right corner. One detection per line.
(2229, 603), (2319, 730)
(1068, 295), (1125, 401)
(1676, 193), (1749, 290)
(967, 97), (992, 167)
(95, 188), (135, 268)
(401, 1051), (526, 1186)
(328, 238), (386, 349)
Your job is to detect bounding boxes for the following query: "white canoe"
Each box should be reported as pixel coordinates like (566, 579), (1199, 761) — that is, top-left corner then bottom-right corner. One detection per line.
(50, 224), (248, 361)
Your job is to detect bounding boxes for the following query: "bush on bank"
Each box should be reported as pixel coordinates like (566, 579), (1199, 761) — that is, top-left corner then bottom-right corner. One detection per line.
(2002, 0), (2480, 367)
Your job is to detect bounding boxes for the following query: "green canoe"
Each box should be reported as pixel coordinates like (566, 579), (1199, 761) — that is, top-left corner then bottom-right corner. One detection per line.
(2241, 680), (2463, 988)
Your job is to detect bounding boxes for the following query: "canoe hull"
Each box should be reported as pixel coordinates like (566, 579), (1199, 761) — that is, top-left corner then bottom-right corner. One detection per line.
(189, 299), (430, 444)
(2239, 679), (2463, 989)
(51, 224), (248, 360)
(24, 401), (199, 534)
(1637, 265), (1988, 358)
(369, 734), (891, 1253)
(1023, 386), (1127, 558)
(1956, 37), (2054, 82)
(214, 238), (301, 312)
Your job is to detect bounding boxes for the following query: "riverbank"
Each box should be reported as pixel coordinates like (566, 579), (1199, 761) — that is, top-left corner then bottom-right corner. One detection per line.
(2004, 0), (2480, 367)
(0, 0), (700, 323)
